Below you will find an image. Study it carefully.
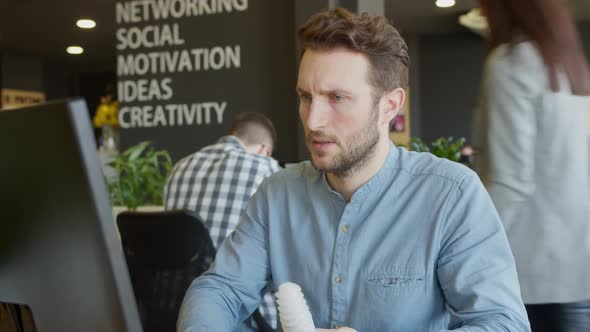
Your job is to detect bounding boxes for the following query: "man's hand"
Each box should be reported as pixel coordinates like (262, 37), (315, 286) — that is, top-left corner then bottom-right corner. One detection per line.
(316, 328), (357, 332)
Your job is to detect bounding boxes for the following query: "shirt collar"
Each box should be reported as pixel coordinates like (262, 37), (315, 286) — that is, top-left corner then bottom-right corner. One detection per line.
(320, 142), (399, 208)
(217, 135), (245, 152)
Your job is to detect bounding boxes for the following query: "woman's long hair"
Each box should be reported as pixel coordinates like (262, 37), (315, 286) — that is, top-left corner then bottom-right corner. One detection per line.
(481, 0), (590, 95)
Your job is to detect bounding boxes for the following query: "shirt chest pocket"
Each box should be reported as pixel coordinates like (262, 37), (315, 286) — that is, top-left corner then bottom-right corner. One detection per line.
(363, 264), (425, 300)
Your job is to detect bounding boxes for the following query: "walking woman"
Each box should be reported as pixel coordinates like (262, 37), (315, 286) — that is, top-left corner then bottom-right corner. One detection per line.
(473, 0), (590, 331)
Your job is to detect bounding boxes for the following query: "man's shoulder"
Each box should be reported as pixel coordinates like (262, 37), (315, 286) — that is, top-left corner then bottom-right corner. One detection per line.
(175, 143), (277, 170)
(242, 153), (280, 171)
(263, 161), (316, 186)
(172, 147), (217, 169)
(174, 141), (227, 162)
(396, 147), (477, 187)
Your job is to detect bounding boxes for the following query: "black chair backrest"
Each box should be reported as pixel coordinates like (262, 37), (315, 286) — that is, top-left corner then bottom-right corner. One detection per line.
(116, 210), (216, 332)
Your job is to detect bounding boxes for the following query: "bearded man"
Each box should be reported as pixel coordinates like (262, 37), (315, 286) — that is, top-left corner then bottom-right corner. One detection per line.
(177, 7), (530, 332)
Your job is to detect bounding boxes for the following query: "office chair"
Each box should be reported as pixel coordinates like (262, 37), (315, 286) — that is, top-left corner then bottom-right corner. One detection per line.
(117, 210), (275, 332)
(117, 210), (215, 332)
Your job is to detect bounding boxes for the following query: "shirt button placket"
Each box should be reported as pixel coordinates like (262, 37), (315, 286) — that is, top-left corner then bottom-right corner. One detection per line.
(341, 224), (349, 233)
(332, 207), (353, 327)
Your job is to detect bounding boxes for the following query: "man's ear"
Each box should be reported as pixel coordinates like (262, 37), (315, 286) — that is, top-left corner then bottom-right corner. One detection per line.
(257, 144), (272, 157)
(380, 88), (406, 125)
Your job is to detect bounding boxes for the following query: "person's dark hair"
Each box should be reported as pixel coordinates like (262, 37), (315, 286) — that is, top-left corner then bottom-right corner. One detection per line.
(298, 7), (410, 97)
(229, 112), (277, 148)
(481, 0), (590, 95)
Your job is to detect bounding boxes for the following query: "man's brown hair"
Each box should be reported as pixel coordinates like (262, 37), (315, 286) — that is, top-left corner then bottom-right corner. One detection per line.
(298, 7), (410, 96)
(229, 112), (277, 148)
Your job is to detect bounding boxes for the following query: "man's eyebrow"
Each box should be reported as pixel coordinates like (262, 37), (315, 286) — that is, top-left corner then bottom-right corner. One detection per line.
(318, 88), (352, 96)
(296, 87), (309, 94)
(296, 87), (352, 96)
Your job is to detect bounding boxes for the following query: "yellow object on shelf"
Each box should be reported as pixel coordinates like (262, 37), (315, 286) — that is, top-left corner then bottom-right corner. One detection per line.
(93, 96), (119, 128)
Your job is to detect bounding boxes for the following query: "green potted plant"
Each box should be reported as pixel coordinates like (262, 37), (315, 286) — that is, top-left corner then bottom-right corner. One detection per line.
(410, 136), (466, 162)
(107, 141), (173, 213)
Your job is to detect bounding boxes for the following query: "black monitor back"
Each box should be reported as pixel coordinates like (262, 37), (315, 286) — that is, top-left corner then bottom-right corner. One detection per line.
(0, 100), (142, 331)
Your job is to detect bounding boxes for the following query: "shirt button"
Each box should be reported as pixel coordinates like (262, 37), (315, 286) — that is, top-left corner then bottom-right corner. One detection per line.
(335, 276), (342, 283)
(341, 224), (349, 233)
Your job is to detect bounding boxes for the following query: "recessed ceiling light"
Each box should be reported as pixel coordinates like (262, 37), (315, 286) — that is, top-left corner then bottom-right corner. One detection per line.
(436, 0), (456, 8)
(76, 19), (96, 29)
(66, 46), (84, 55)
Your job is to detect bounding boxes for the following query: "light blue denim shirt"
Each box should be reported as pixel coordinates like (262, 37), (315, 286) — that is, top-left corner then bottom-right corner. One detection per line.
(178, 144), (530, 332)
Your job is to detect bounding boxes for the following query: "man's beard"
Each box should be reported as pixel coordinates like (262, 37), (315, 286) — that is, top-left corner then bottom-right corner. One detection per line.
(306, 111), (380, 177)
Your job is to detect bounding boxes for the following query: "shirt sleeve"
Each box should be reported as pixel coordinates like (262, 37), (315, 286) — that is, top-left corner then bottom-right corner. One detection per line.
(177, 180), (272, 332)
(164, 159), (186, 210)
(268, 157), (281, 174)
(480, 55), (537, 232)
(163, 169), (175, 209)
(436, 172), (531, 332)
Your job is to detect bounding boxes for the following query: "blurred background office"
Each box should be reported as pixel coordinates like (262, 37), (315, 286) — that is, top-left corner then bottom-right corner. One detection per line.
(0, 0), (588, 163)
(0, 0), (589, 331)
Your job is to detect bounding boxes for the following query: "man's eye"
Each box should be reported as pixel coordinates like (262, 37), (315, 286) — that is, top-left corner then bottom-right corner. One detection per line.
(330, 94), (344, 102)
(300, 94), (312, 102)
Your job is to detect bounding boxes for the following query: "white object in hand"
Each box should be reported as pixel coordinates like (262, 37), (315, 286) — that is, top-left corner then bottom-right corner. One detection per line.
(275, 282), (316, 332)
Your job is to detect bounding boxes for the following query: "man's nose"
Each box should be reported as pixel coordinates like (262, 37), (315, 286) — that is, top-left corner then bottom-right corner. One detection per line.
(303, 99), (329, 132)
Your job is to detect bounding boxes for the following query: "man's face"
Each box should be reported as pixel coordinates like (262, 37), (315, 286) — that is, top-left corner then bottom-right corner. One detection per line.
(297, 48), (382, 176)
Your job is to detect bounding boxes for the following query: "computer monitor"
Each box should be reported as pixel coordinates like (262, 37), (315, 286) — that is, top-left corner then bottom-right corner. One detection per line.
(0, 99), (142, 331)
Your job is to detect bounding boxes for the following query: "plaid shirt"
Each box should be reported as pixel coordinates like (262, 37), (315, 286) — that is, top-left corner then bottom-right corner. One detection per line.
(164, 135), (280, 330)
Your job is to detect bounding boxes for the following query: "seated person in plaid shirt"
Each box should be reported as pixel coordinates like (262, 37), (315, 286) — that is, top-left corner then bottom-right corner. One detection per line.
(164, 112), (280, 331)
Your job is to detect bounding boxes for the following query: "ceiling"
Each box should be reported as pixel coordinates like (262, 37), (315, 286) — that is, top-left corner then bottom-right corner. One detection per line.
(0, 0), (116, 68)
(386, 0), (590, 34)
(387, 0), (477, 34)
(0, 0), (589, 68)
